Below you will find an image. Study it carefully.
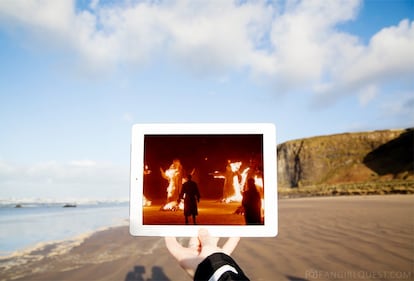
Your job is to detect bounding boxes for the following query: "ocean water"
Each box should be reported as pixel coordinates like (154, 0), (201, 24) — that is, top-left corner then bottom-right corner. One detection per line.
(0, 200), (129, 257)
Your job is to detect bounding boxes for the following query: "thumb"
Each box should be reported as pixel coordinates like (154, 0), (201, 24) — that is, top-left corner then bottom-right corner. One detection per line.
(198, 228), (219, 248)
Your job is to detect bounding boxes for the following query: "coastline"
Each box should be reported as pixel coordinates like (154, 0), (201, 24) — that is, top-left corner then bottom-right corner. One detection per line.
(0, 202), (129, 258)
(0, 223), (126, 265)
(1, 194), (413, 281)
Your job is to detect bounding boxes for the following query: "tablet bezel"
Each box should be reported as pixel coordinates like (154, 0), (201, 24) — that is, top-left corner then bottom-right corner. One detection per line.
(129, 123), (278, 237)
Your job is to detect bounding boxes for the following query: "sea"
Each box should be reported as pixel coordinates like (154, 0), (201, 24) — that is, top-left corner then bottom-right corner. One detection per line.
(0, 199), (129, 257)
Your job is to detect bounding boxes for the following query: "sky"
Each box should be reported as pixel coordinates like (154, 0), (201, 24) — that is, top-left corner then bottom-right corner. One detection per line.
(0, 0), (413, 201)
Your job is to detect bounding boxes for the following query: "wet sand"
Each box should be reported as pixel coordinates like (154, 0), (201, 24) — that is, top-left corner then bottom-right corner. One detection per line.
(1, 195), (413, 281)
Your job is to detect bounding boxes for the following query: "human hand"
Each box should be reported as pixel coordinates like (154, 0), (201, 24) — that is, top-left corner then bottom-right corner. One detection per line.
(165, 228), (240, 277)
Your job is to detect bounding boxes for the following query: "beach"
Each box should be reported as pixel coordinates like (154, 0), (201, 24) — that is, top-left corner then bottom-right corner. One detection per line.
(1, 195), (413, 281)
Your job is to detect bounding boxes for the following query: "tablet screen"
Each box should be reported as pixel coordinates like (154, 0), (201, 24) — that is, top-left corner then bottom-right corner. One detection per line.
(130, 123), (277, 237)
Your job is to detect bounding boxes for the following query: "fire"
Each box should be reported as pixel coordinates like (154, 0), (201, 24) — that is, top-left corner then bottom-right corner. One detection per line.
(164, 168), (178, 200)
(144, 164), (151, 175)
(143, 196), (152, 206)
(160, 159), (184, 210)
(143, 164), (152, 206)
(253, 175), (265, 218)
(212, 160), (265, 223)
(213, 161), (252, 203)
(161, 200), (184, 211)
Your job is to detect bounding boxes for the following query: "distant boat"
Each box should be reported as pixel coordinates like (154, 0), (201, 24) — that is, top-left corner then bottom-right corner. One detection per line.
(63, 204), (77, 208)
(15, 204), (22, 208)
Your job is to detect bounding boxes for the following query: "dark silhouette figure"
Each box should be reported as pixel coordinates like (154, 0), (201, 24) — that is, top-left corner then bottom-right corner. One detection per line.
(125, 266), (171, 281)
(148, 266), (170, 281)
(242, 178), (262, 225)
(179, 175), (200, 224)
(125, 266), (145, 281)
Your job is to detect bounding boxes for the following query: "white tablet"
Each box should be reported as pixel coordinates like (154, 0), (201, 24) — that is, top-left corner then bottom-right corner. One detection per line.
(129, 123), (278, 237)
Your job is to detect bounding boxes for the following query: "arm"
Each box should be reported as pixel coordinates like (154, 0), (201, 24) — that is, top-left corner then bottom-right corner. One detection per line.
(195, 252), (249, 281)
(160, 167), (168, 180)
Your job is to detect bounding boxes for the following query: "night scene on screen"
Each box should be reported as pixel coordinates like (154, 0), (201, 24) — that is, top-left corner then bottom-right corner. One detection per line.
(141, 134), (265, 226)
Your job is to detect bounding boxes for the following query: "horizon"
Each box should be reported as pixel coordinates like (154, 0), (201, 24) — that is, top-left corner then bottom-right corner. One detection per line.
(0, 0), (413, 200)
(1, 125), (409, 202)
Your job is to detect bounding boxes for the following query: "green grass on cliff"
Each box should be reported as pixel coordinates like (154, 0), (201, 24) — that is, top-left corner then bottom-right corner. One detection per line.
(278, 180), (414, 198)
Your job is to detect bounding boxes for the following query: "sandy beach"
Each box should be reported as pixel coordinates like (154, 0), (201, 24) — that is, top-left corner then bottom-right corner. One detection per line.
(1, 195), (413, 281)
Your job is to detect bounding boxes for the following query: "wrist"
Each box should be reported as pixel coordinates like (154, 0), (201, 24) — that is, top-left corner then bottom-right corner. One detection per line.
(194, 253), (248, 281)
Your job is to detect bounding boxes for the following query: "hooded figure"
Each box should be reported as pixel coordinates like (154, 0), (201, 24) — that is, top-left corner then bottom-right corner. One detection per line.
(179, 174), (200, 224)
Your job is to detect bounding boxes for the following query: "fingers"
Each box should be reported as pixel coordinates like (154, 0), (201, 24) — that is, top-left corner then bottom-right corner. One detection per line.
(166, 229), (240, 261)
(165, 237), (184, 259)
(188, 236), (200, 252)
(198, 229), (240, 255)
(198, 228), (219, 247)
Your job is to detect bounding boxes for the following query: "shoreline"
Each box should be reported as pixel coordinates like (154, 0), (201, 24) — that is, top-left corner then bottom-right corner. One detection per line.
(0, 203), (129, 259)
(1, 193), (407, 259)
(1, 194), (411, 259)
(1, 194), (413, 281)
(0, 220), (129, 262)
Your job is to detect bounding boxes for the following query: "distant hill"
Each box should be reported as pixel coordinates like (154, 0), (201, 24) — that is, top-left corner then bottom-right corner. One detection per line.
(277, 128), (414, 196)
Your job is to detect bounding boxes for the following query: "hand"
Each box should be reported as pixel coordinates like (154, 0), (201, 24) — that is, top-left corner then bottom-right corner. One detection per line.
(165, 228), (240, 278)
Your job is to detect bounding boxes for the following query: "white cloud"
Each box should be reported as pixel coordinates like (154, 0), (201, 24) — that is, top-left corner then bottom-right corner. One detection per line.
(250, 0), (362, 90)
(89, 0), (100, 11)
(165, 1), (273, 75)
(358, 84), (377, 107)
(0, 0), (412, 104)
(340, 20), (414, 88)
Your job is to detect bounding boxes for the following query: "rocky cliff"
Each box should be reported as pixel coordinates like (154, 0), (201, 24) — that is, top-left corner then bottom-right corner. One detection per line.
(277, 128), (414, 189)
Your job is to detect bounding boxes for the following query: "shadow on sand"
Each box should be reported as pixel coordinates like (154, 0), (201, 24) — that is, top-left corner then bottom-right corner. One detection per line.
(285, 275), (309, 281)
(125, 265), (171, 281)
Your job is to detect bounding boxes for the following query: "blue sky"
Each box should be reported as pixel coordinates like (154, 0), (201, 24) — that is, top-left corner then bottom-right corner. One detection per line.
(0, 0), (413, 200)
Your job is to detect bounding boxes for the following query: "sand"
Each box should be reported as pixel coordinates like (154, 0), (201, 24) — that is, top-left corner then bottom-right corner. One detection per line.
(1, 195), (413, 281)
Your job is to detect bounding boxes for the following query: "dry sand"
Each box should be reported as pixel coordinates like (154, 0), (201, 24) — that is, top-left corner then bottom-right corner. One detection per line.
(1, 195), (413, 281)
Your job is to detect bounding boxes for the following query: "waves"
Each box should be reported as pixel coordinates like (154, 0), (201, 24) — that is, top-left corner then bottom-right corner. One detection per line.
(0, 202), (129, 258)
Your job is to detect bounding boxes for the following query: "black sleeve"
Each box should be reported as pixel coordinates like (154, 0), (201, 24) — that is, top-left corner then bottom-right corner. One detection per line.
(194, 253), (250, 281)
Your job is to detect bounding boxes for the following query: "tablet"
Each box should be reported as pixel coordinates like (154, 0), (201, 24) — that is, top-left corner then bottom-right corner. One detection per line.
(129, 123), (277, 237)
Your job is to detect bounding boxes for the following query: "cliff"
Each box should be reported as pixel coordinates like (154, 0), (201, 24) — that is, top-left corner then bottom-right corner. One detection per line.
(277, 128), (414, 190)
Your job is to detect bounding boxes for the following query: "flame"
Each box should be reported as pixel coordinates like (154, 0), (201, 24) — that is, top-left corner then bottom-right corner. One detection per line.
(253, 175), (265, 218)
(211, 160), (265, 206)
(143, 164), (152, 206)
(160, 159), (184, 211)
(164, 168), (178, 199)
(229, 161), (242, 172)
(161, 200), (184, 211)
(143, 196), (152, 206)
(219, 161), (248, 203)
(144, 164), (151, 175)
